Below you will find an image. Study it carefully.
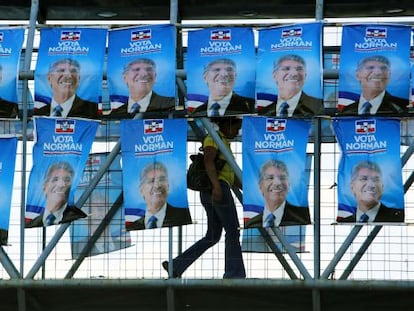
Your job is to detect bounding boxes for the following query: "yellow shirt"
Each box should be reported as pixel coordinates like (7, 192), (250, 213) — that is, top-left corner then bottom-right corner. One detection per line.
(203, 131), (235, 186)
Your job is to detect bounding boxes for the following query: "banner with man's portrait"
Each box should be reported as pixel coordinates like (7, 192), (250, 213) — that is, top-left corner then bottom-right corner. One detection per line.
(337, 24), (411, 115)
(186, 27), (256, 117)
(256, 22), (324, 117)
(25, 117), (99, 228)
(0, 136), (17, 245)
(120, 118), (191, 231)
(71, 153), (131, 258)
(333, 117), (405, 223)
(34, 27), (107, 117)
(0, 27), (25, 119)
(107, 25), (177, 117)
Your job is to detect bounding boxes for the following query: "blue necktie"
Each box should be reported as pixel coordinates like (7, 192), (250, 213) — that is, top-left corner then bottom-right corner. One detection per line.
(148, 215), (158, 229)
(264, 213), (275, 228)
(129, 102), (141, 115)
(278, 102), (289, 117)
(358, 213), (369, 223)
(52, 105), (63, 117)
(45, 214), (56, 226)
(361, 101), (372, 115)
(210, 102), (221, 117)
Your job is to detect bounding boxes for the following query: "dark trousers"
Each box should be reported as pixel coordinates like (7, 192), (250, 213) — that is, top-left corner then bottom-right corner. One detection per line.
(173, 180), (246, 278)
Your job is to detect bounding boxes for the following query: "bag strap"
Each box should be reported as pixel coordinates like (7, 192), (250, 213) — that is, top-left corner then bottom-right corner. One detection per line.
(200, 132), (226, 171)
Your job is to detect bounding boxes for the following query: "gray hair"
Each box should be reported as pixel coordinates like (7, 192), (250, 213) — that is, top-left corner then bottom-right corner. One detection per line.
(273, 54), (306, 72)
(258, 159), (288, 183)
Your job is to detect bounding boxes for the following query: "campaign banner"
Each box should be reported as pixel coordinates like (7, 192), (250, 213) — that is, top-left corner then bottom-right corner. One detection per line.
(186, 27), (256, 116)
(107, 24), (176, 117)
(34, 27), (107, 116)
(71, 152), (131, 258)
(256, 22), (323, 116)
(0, 136), (17, 245)
(0, 28), (25, 118)
(242, 116), (311, 228)
(337, 24), (411, 115)
(333, 117), (404, 223)
(120, 118), (191, 231)
(25, 117), (99, 228)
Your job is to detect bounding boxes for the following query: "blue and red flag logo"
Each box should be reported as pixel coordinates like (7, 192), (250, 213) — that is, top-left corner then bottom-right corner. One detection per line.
(131, 29), (151, 41)
(355, 119), (376, 134)
(266, 118), (286, 132)
(282, 27), (302, 38)
(210, 29), (231, 40)
(60, 31), (81, 41)
(55, 119), (75, 134)
(365, 27), (387, 39)
(144, 119), (164, 134)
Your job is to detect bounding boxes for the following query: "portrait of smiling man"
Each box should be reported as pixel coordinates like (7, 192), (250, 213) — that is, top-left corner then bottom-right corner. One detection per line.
(25, 161), (87, 228)
(110, 58), (175, 117)
(126, 161), (191, 231)
(338, 55), (408, 115)
(34, 58), (99, 119)
(338, 160), (404, 223)
(259, 54), (324, 117)
(244, 159), (311, 228)
(190, 58), (255, 117)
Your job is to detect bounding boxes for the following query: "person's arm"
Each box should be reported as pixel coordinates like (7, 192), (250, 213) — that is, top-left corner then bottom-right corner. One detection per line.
(203, 145), (222, 203)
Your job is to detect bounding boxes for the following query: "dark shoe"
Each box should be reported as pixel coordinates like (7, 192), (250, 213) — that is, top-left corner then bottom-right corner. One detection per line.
(162, 260), (180, 278)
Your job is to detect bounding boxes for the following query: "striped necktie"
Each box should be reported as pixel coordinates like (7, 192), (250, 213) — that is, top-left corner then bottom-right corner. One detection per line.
(358, 213), (369, 223)
(52, 105), (63, 117)
(129, 102), (141, 115)
(45, 214), (56, 226)
(278, 102), (289, 117)
(264, 213), (275, 228)
(210, 102), (221, 117)
(148, 215), (158, 229)
(361, 101), (372, 115)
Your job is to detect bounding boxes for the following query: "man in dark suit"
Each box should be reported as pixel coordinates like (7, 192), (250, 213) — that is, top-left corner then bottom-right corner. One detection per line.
(25, 161), (87, 228)
(189, 58), (255, 117)
(126, 161), (191, 231)
(34, 58), (99, 119)
(244, 159), (311, 229)
(337, 160), (404, 223)
(0, 64), (19, 118)
(258, 54), (324, 117)
(109, 58), (175, 118)
(337, 55), (408, 116)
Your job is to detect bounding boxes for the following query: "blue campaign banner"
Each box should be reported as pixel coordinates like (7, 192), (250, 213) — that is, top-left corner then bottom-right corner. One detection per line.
(120, 118), (191, 231)
(186, 27), (256, 116)
(107, 24), (176, 115)
(71, 152), (131, 258)
(256, 22), (323, 115)
(34, 27), (107, 114)
(0, 28), (24, 118)
(333, 117), (405, 223)
(0, 136), (17, 244)
(242, 116), (311, 228)
(25, 117), (99, 227)
(338, 24), (411, 114)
